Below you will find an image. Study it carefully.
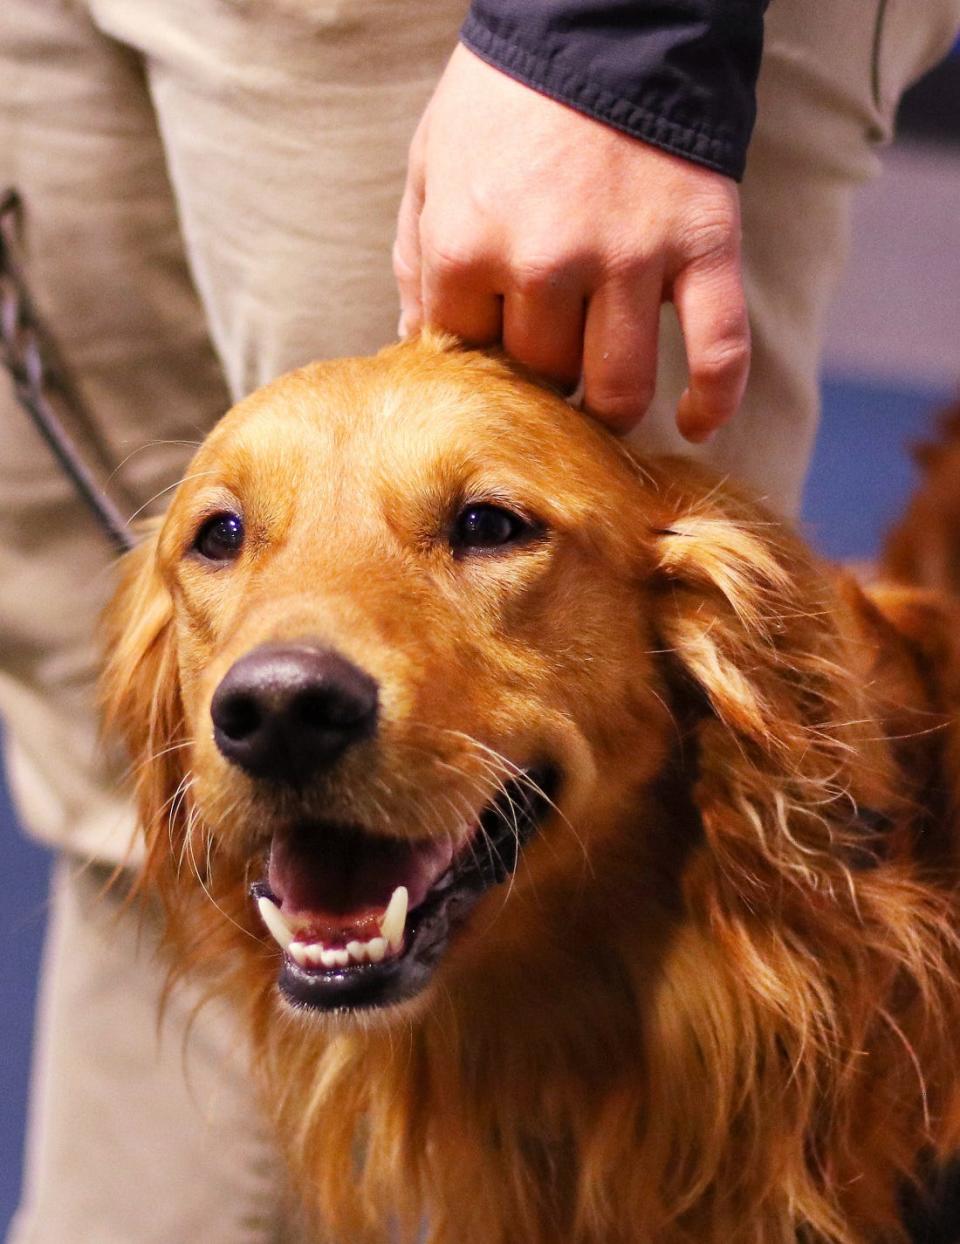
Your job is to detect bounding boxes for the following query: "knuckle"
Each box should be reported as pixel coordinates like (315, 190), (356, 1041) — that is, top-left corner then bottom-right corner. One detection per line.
(603, 246), (651, 284)
(692, 335), (751, 386)
(678, 206), (739, 268)
(691, 229), (737, 270)
(425, 234), (482, 278)
(511, 244), (588, 297)
(590, 378), (654, 427)
(512, 256), (561, 298)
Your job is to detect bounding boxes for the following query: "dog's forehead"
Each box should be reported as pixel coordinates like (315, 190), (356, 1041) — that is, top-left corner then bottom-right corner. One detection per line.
(189, 345), (636, 507)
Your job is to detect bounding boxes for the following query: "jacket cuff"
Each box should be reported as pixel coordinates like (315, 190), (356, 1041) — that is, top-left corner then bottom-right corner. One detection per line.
(460, 3), (768, 181)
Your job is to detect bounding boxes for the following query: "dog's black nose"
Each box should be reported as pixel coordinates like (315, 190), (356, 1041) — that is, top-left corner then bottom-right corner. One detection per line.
(211, 643), (378, 782)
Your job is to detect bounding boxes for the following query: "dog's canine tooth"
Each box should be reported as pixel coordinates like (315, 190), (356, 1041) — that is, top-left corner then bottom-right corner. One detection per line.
(258, 896), (295, 950)
(380, 885), (408, 952)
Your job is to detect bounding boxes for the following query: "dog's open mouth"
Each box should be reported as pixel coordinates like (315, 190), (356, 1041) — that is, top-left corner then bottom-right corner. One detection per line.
(251, 764), (558, 1012)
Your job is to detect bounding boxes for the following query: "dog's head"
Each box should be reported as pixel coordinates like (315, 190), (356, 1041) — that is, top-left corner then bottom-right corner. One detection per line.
(105, 335), (682, 1009)
(102, 333), (905, 1021)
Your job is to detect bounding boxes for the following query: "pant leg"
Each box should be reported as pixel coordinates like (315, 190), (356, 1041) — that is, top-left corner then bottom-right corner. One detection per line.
(88, 0), (469, 400)
(0, 0), (230, 862)
(629, 0), (960, 518)
(6, 857), (311, 1244)
(0, 1), (306, 1238)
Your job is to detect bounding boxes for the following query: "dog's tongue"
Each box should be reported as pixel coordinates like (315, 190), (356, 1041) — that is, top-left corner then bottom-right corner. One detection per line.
(268, 824), (456, 925)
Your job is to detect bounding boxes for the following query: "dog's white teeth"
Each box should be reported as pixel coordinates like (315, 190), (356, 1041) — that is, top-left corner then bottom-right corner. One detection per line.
(289, 940), (311, 968)
(274, 884), (409, 969)
(287, 933), (395, 970)
(258, 896), (294, 951)
(380, 885), (408, 952)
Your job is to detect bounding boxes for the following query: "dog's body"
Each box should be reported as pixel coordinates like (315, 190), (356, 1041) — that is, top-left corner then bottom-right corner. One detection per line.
(103, 335), (960, 1243)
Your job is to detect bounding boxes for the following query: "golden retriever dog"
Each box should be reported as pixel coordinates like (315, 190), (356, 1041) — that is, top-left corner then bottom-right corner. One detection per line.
(102, 333), (960, 1243)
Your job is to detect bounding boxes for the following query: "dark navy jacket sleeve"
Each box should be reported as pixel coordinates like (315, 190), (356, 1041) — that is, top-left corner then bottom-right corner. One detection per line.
(460, 2), (770, 181)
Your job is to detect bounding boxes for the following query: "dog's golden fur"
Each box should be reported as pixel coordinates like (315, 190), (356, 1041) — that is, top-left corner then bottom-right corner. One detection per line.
(885, 402), (960, 598)
(102, 334), (960, 1243)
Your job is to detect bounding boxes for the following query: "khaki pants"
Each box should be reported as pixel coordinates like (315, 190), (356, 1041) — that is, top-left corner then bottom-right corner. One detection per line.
(2, 0), (958, 1238)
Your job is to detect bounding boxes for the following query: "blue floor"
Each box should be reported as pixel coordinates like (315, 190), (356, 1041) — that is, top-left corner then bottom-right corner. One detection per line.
(0, 749), (49, 1234)
(0, 372), (954, 1233)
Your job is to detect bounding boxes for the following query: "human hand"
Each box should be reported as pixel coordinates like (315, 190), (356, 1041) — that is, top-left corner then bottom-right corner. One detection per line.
(394, 44), (750, 441)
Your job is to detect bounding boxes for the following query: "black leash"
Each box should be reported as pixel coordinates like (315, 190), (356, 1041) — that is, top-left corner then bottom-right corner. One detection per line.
(0, 188), (135, 555)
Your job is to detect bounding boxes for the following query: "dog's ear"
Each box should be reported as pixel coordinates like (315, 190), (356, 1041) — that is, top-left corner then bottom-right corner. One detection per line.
(100, 523), (183, 872)
(649, 490), (882, 895)
(642, 470), (958, 948)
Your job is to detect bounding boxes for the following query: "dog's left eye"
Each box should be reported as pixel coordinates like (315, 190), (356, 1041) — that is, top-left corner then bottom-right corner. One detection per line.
(452, 504), (533, 553)
(193, 512), (245, 562)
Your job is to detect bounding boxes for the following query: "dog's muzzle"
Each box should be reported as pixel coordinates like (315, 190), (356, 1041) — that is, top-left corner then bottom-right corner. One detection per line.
(251, 764), (560, 1012)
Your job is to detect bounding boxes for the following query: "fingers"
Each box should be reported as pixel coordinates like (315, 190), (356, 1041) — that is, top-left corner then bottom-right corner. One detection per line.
(402, 211), (749, 445)
(406, 219), (588, 384)
(397, 187), (507, 347)
(673, 253), (750, 443)
(418, 232), (503, 345)
(581, 267), (663, 434)
(501, 271), (585, 390)
(397, 102), (504, 347)
(399, 178), (504, 348)
(395, 50), (748, 438)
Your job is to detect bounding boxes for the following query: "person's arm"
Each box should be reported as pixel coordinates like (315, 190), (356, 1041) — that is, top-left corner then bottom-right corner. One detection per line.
(462, 1), (768, 182)
(395, 2), (768, 440)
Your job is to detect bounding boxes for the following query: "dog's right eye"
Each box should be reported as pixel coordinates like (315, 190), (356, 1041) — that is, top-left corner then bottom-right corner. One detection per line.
(193, 512), (245, 562)
(452, 503), (534, 554)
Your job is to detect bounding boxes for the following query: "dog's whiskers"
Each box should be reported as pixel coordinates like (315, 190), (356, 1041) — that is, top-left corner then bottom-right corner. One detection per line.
(177, 782), (202, 878)
(393, 738), (543, 904)
(181, 802), (261, 943)
(107, 439), (205, 486)
(117, 735), (196, 787)
(162, 773), (195, 870)
(125, 469), (219, 527)
(405, 721), (590, 872)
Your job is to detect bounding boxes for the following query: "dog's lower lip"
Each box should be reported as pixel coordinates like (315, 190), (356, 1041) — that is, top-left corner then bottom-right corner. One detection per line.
(251, 763), (560, 1012)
